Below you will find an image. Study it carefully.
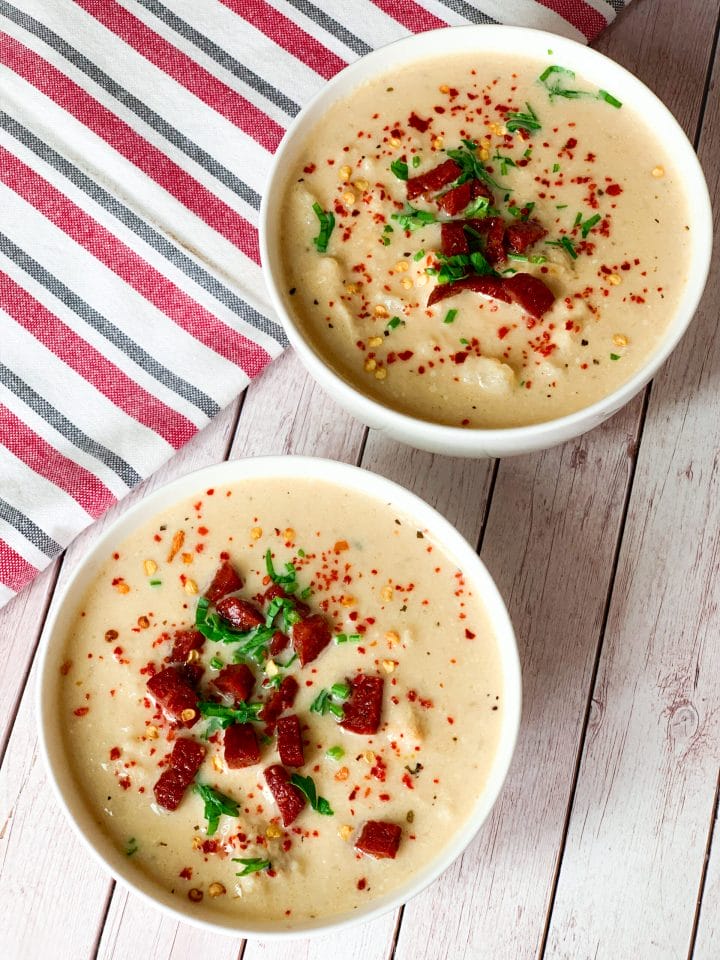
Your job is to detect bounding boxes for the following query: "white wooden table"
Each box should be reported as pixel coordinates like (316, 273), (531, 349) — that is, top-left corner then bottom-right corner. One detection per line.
(2, 1), (720, 957)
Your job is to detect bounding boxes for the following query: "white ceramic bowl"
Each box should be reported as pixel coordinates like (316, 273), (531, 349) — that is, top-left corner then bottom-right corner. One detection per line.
(261, 25), (712, 458)
(38, 456), (521, 939)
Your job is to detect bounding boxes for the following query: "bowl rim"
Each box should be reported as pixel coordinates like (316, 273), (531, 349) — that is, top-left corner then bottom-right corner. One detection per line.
(260, 23), (713, 454)
(37, 455), (522, 939)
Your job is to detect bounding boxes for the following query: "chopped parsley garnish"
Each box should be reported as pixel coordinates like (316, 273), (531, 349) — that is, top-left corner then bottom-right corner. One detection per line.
(508, 253), (547, 264)
(125, 837), (138, 856)
(598, 89), (622, 108)
(446, 142), (508, 192)
(194, 783), (239, 836)
(610, 352), (621, 360)
(506, 102), (541, 134)
(326, 746), (345, 761)
(539, 65), (586, 100)
(580, 213), (602, 238)
(545, 236), (578, 259)
(443, 309), (458, 324)
(413, 249), (426, 261)
(552, 163), (561, 173)
(492, 152), (516, 177)
(334, 632), (361, 644)
(311, 682), (350, 718)
(209, 655), (223, 670)
(412, 154), (421, 168)
(311, 202), (335, 253)
(233, 857), (271, 877)
(265, 549), (298, 592)
(290, 774), (334, 815)
(391, 204), (437, 232)
(390, 158), (409, 180)
(297, 548), (306, 558)
(198, 700), (263, 727)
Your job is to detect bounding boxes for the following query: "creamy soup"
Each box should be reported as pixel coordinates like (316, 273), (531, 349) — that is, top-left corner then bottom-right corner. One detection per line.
(58, 478), (504, 926)
(279, 55), (690, 428)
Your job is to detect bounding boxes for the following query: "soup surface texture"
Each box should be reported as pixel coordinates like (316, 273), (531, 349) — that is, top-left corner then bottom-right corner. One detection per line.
(58, 478), (504, 926)
(279, 55), (690, 428)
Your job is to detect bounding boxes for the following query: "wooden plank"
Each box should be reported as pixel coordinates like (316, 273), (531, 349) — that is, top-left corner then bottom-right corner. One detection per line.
(545, 4), (720, 955)
(392, 399), (641, 960)
(96, 889), (243, 960)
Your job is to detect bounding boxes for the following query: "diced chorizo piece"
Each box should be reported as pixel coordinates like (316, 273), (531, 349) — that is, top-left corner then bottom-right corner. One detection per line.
(147, 666), (199, 727)
(177, 661), (204, 690)
(153, 737), (205, 810)
(263, 583), (311, 620)
(264, 764), (306, 826)
(216, 596), (264, 631)
(355, 820), (402, 859)
(277, 715), (304, 767)
(440, 221), (469, 257)
(407, 111), (430, 133)
(212, 663), (255, 703)
(341, 674), (384, 735)
(224, 723), (260, 768)
(170, 628), (204, 663)
(260, 675), (299, 731)
(503, 273), (555, 319)
(427, 275), (511, 308)
(269, 630), (289, 656)
(406, 159), (461, 201)
(292, 614), (331, 667)
(484, 216), (507, 265)
(506, 219), (548, 253)
(204, 560), (243, 603)
(437, 181), (472, 216)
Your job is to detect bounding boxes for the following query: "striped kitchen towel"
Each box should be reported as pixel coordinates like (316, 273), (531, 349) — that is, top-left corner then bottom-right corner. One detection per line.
(0, 0), (629, 607)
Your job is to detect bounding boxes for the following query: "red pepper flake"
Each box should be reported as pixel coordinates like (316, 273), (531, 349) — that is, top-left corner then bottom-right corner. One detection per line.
(379, 793), (391, 802)
(206, 488), (215, 495)
(464, 629), (476, 639)
(73, 707), (89, 717)
(452, 352), (468, 365)
(497, 326), (510, 340)
(119, 777), (131, 790)
(60, 660), (72, 676)
(179, 867), (193, 880)
(606, 183), (622, 196)
(402, 773), (414, 790)
(397, 350), (414, 362)
(197, 526), (209, 536)
(447, 716), (455, 725)
(357, 877), (367, 890)
(109, 746), (121, 761)
(303, 163), (316, 174)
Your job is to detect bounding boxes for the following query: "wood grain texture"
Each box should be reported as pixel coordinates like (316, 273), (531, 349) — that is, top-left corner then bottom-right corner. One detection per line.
(393, 402), (641, 960)
(545, 4), (720, 955)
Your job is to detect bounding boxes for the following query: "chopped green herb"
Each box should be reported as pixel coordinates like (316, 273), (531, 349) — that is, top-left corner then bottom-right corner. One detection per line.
(297, 548), (305, 558)
(443, 309), (458, 324)
(552, 163), (561, 173)
(330, 682), (351, 700)
(459, 338), (469, 346)
(265, 549), (298, 592)
(383, 224), (394, 233)
(610, 353), (621, 360)
(233, 857), (271, 877)
(381, 235), (391, 246)
(598, 89), (622, 108)
(574, 211), (583, 227)
(311, 689), (330, 714)
(334, 632), (361, 644)
(506, 102), (541, 134)
(391, 204), (437, 232)
(580, 213), (602, 238)
(311, 202), (335, 253)
(386, 316), (405, 332)
(523, 147), (532, 159)
(538, 65), (588, 100)
(125, 837), (138, 856)
(446, 144), (508, 192)
(545, 236), (578, 259)
(149, 579), (162, 586)
(462, 195), (492, 218)
(194, 783), (239, 836)
(390, 158), (409, 180)
(280, 652), (298, 669)
(290, 774), (334, 815)
(412, 155), (421, 168)
(508, 253), (548, 264)
(311, 682), (349, 719)
(209, 655), (223, 670)
(492, 152), (516, 177)
(556, 204), (568, 210)
(326, 746), (345, 761)
(424, 266), (438, 276)
(413, 249), (426, 261)
(508, 204), (522, 219)
(198, 701), (263, 727)
(299, 585), (312, 600)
